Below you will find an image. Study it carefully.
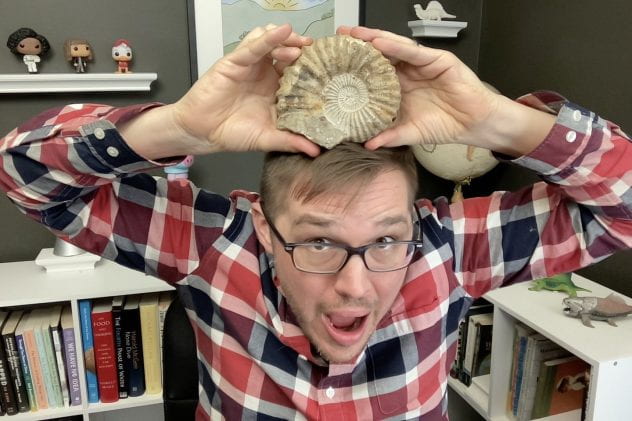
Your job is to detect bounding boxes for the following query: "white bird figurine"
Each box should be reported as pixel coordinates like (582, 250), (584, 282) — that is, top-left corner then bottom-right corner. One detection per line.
(414, 1), (456, 21)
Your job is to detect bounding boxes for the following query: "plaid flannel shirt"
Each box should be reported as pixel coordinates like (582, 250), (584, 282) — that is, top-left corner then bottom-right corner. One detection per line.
(2, 92), (632, 420)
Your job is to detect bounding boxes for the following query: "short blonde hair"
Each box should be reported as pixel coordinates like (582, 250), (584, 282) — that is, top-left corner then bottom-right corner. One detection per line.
(260, 142), (418, 219)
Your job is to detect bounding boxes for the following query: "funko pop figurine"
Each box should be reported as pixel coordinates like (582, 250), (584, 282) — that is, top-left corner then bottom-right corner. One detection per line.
(6, 28), (51, 73)
(112, 39), (133, 73)
(64, 39), (93, 73)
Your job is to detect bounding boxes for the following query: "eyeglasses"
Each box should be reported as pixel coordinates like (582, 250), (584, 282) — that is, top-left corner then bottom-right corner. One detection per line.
(262, 205), (423, 274)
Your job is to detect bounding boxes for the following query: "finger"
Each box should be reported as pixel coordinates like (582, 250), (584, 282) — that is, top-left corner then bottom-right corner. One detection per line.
(230, 24), (294, 67)
(371, 37), (445, 68)
(270, 46), (301, 65)
(348, 26), (417, 46)
(336, 25), (352, 35)
(263, 130), (322, 157)
(364, 125), (420, 150)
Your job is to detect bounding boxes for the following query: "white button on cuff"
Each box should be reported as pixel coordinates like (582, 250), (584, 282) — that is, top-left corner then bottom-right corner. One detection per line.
(107, 146), (120, 157)
(94, 128), (106, 140)
(565, 131), (577, 143)
(573, 110), (582, 122)
(325, 386), (335, 399)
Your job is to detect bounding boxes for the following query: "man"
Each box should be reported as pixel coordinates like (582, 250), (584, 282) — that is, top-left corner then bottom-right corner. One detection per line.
(1, 24), (631, 420)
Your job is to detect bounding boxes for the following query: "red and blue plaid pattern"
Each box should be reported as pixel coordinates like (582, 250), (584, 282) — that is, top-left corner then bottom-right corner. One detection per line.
(1, 92), (631, 420)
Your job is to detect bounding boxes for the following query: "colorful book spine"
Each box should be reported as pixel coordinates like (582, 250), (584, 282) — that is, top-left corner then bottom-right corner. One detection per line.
(32, 310), (59, 408)
(50, 321), (70, 406)
(21, 314), (48, 409)
(0, 312), (18, 415)
(61, 306), (81, 406)
(1, 311), (29, 412)
(40, 310), (63, 407)
(140, 293), (162, 394)
(15, 332), (37, 410)
(112, 296), (127, 399)
(79, 300), (99, 403)
(91, 300), (119, 403)
(123, 295), (145, 397)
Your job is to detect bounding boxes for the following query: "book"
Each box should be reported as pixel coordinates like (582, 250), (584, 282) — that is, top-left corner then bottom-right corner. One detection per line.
(48, 305), (70, 407)
(461, 312), (493, 386)
(14, 311), (39, 410)
(60, 305), (81, 406)
(1, 310), (29, 412)
(122, 295), (145, 397)
(454, 299), (493, 382)
(41, 305), (64, 408)
(507, 322), (535, 415)
(31, 307), (62, 408)
(112, 296), (127, 399)
(158, 291), (175, 356)
(140, 293), (162, 394)
(516, 335), (569, 421)
(0, 311), (18, 415)
(91, 298), (119, 403)
(79, 299), (99, 403)
(532, 356), (590, 418)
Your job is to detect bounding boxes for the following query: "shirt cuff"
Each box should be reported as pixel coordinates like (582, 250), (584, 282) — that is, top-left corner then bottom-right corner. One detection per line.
(77, 104), (184, 174)
(502, 91), (604, 176)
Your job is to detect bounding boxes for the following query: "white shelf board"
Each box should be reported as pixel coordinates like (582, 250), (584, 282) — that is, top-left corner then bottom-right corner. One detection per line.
(87, 394), (163, 413)
(408, 19), (467, 38)
(0, 257), (173, 307)
(9, 405), (84, 420)
(0, 72), (157, 93)
(484, 274), (632, 366)
(448, 376), (489, 420)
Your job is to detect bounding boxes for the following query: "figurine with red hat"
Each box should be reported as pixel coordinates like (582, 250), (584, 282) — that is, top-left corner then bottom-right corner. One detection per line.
(112, 39), (133, 73)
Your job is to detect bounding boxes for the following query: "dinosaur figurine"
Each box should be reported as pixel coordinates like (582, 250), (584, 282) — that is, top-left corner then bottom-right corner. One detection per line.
(563, 294), (632, 328)
(528, 273), (591, 298)
(413, 1), (456, 21)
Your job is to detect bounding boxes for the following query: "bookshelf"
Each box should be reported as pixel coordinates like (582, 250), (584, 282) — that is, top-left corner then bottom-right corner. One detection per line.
(449, 273), (632, 421)
(0, 252), (174, 420)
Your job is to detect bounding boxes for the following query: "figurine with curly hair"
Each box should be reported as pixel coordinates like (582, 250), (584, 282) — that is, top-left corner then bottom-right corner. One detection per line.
(64, 39), (93, 73)
(6, 27), (51, 73)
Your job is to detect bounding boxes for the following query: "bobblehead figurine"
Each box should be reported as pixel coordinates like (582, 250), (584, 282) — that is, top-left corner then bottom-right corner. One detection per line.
(64, 39), (93, 73)
(112, 39), (133, 73)
(6, 28), (51, 73)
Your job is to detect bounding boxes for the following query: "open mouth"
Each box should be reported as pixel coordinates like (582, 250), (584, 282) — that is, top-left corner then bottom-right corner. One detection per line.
(323, 312), (369, 346)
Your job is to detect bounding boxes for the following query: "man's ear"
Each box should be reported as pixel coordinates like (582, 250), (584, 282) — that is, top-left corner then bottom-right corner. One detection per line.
(252, 200), (274, 254)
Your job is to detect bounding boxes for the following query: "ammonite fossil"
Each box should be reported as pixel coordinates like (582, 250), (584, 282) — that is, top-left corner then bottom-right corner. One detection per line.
(276, 35), (401, 149)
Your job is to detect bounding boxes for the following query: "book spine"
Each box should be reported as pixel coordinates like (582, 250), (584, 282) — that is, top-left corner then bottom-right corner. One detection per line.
(0, 341), (18, 415)
(2, 332), (29, 412)
(79, 300), (99, 403)
(62, 327), (81, 406)
(15, 334), (37, 410)
(50, 326), (69, 406)
(112, 307), (127, 398)
(123, 308), (145, 397)
(512, 334), (529, 415)
(33, 323), (59, 407)
(91, 310), (119, 403)
(140, 304), (161, 394)
(41, 325), (63, 407)
(22, 329), (47, 409)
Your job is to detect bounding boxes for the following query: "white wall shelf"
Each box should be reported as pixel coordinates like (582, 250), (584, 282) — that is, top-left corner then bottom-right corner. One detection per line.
(408, 19), (467, 38)
(448, 273), (632, 421)
(0, 73), (158, 94)
(0, 255), (174, 420)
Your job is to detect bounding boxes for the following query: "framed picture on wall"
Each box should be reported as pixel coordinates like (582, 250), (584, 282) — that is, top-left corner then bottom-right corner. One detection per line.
(188, 0), (361, 80)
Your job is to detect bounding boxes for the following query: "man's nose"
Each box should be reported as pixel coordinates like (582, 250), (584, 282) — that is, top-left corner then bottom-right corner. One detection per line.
(333, 254), (371, 299)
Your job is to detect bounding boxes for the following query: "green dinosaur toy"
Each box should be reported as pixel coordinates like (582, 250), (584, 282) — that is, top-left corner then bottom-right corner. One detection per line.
(528, 273), (591, 298)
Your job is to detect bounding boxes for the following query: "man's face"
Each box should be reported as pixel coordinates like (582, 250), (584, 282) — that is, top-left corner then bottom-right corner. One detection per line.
(269, 170), (414, 364)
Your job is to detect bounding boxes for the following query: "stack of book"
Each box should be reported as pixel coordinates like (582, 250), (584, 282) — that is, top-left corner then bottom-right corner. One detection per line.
(450, 298), (494, 387)
(507, 322), (590, 420)
(0, 291), (174, 414)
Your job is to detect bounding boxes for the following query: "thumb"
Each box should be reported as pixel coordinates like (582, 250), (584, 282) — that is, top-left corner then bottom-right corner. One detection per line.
(262, 129), (321, 157)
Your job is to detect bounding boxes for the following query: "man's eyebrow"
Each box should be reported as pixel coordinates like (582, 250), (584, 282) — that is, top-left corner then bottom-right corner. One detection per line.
(292, 214), (410, 228)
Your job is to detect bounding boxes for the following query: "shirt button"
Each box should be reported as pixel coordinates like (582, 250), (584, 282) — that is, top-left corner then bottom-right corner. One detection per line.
(565, 131), (577, 143)
(573, 110), (582, 122)
(325, 386), (335, 399)
(94, 128), (106, 140)
(107, 146), (120, 157)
